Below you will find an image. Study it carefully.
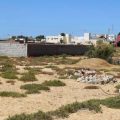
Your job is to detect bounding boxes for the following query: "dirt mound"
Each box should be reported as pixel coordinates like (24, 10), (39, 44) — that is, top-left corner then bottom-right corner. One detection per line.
(76, 58), (112, 69)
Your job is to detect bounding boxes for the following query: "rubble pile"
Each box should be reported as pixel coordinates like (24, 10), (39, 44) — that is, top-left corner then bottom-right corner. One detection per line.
(74, 68), (116, 84)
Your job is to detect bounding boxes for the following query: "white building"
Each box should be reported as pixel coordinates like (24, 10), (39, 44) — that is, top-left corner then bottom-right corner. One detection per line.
(44, 32), (115, 45)
(71, 33), (92, 45)
(45, 34), (71, 44)
(107, 34), (116, 42)
(46, 35), (63, 44)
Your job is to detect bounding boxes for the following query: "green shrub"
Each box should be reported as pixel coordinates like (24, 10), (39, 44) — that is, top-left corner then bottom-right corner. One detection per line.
(86, 41), (115, 60)
(0, 91), (26, 98)
(42, 80), (66, 87)
(20, 84), (50, 94)
(20, 71), (37, 82)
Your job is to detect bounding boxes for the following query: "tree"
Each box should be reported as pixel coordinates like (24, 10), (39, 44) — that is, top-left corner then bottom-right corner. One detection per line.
(60, 33), (66, 36)
(36, 35), (45, 41)
(11, 36), (16, 40)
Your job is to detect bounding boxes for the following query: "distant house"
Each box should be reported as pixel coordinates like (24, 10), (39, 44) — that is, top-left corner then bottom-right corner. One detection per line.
(45, 34), (71, 44)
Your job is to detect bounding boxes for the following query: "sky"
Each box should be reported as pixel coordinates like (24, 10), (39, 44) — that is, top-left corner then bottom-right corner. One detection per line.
(0, 0), (120, 38)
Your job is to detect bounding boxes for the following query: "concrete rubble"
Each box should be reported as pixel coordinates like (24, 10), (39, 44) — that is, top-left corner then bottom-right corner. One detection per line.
(72, 68), (116, 84)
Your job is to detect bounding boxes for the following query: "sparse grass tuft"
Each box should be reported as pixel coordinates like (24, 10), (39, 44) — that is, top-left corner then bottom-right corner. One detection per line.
(42, 80), (66, 87)
(19, 71), (37, 82)
(0, 91), (26, 98)
(20, 84), (50, 94)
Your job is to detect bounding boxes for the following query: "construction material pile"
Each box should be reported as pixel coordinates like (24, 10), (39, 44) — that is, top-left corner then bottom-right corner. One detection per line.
(74, 68), (116, 84)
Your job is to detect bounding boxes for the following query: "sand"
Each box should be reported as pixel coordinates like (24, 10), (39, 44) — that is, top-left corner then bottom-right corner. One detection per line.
(0, 58), (120, 120)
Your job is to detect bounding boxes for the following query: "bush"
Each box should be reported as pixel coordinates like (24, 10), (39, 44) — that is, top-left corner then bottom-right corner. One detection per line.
(20, 71), (37, 82)
(86, 41), (115, 60)
(0, 91), (26, 98)
(42, 80), (66, 87)
(20, 84), (50, 94)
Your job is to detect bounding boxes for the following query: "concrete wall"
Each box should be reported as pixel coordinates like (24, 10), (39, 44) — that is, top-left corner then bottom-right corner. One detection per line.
(27, 44), (89, 56)
(0, 43), (27, 57)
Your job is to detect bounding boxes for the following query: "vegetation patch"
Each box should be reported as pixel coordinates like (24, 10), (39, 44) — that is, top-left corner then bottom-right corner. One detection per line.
(42, 80), (66, 87)
(19, 71), (37, 82)
(1, 62), (18, 79)
(20, 84), (50, 94)
(1, 71), (18, 79)
(6, 96), (120, 119)
(101, 96), (120, 109)
(24, 67), (42, 75)
(0, 91), (26, 98)
(48, 100), (101, 118)
(7, 111), (53, 120)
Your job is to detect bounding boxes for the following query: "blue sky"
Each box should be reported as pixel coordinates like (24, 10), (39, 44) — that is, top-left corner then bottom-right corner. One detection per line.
(0, 0), (120, 38)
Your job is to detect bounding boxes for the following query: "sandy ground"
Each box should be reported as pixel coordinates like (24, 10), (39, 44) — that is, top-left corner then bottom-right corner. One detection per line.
(0, 77), (119, 120)
(0, 58), (120, 120)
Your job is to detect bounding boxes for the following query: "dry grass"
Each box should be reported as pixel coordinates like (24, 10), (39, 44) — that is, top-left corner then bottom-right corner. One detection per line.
(84, 86), (99, 89)
(6, 80), (16, 85)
